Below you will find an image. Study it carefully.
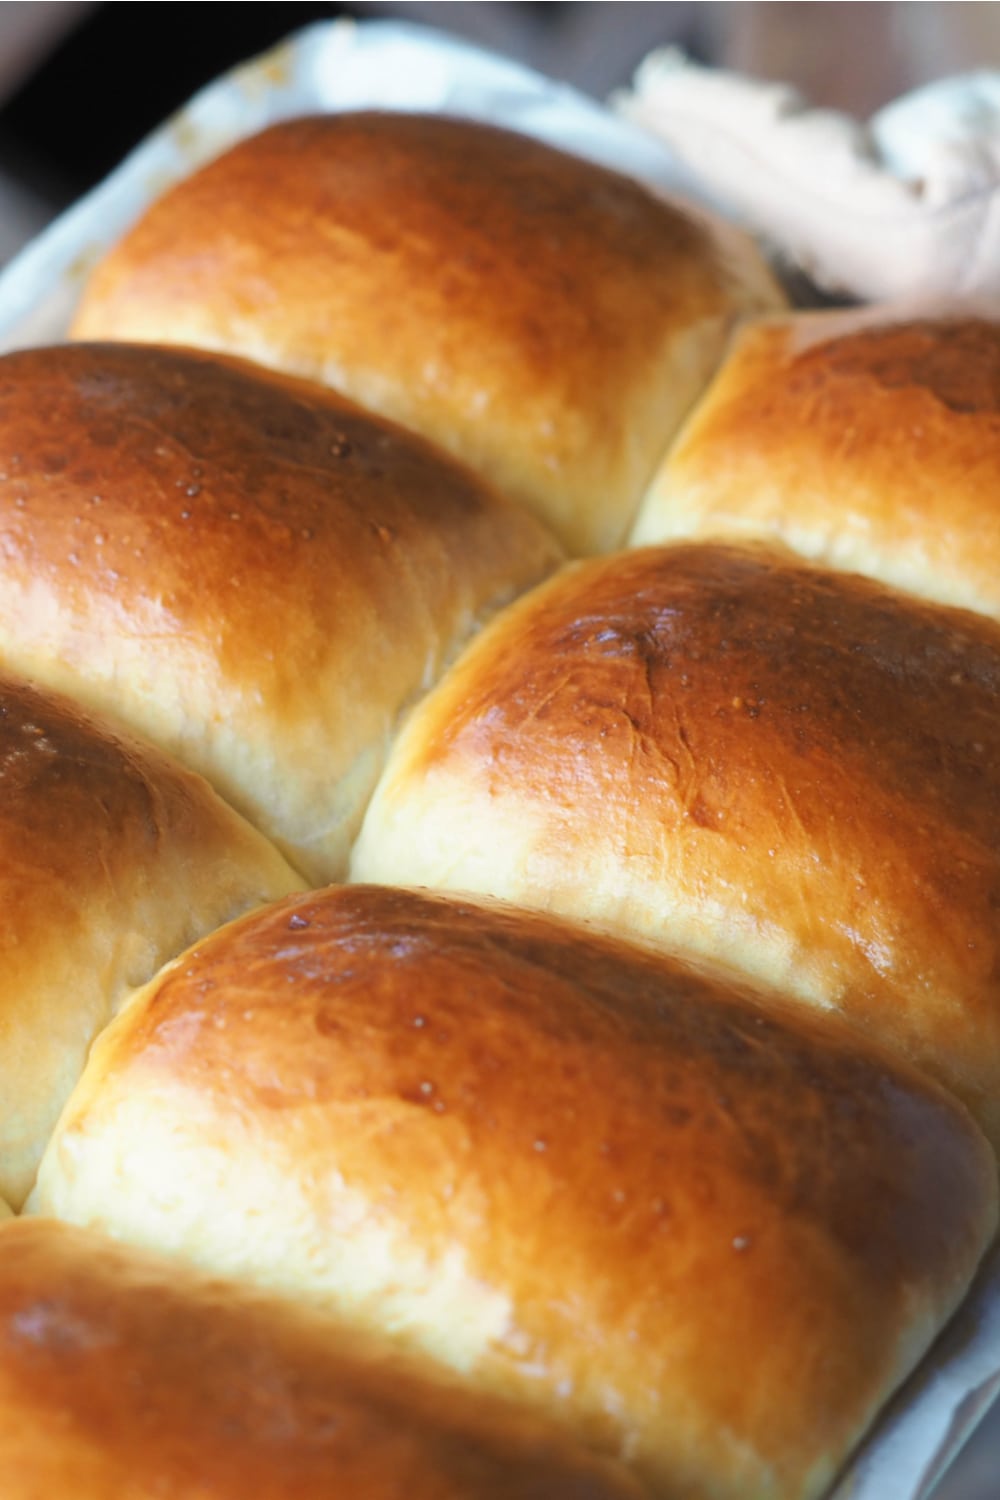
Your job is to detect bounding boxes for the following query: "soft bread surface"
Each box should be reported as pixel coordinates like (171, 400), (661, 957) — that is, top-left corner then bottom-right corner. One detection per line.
(0, 1218), (643, 1500)
(632, 305), (1000, 616)
(0, 342), (559, 881)
(30, 885), (997, 1500)
(352, 542), (1000, 1149)
(71, 111), (785, 555)
(0, 670), (301, 1208)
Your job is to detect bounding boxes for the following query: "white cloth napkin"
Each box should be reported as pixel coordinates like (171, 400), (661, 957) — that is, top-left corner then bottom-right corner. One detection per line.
(616, 51), (1000, 302)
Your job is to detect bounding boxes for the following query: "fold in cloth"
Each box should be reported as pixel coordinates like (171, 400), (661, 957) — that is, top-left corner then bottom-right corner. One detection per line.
(616, 52), (1000, 302)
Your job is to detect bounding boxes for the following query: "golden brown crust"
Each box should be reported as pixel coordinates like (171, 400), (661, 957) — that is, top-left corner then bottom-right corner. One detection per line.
(0, 668), (301, 1207)
(0, 1218), (644, 1500)
(0, 342), (559, 880)
(353, 542), (1000, 1149)
(633, 305), (1000, 616)
(32, 884), (997, 1500)
(71, 112), (785, 555)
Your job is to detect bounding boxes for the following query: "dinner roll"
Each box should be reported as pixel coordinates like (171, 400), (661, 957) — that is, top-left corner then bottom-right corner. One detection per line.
(30, 885), (997, 1500)
(0, 1218), (643, 1500)
(0, 343), (559, 882)
(0, 669), (301, 1208)
(352, 542), (1000, 1149)
(632, 303), (1000, 617)
(70, 112), (785, 556)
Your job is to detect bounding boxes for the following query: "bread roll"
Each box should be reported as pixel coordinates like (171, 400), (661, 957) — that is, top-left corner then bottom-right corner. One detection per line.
(30, 884), (997, 1500)
(632, 304), (1000, 617)
(0, 342), (559, 882)
(352, 541), (1000, 1149)
(0, 669), (301, 1207)
(0, 1218), (643, 1500)
(70, 112), (785, 556)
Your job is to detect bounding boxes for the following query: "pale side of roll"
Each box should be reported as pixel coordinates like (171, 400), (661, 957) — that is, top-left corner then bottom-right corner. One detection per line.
(0, 1218), (645, 1500)
(70, 112), (785, 556)
(0, 343), (560, 883)
(0, 669), (302, 1208)
(632, 302), (1000, 619)
(30, 885), (998, 1500)
(352, 542), (1000, 1150)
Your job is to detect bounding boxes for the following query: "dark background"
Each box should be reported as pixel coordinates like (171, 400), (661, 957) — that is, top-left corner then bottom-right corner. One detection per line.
(0, 1), (993, 210)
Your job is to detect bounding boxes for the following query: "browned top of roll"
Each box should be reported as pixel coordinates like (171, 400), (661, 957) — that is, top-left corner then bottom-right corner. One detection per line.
(353, 542), (1000, 1148)
(32, 884), (996, 1500)
(71, 112), (784, 555)
(0, 342), (559, 880)
(0, 668), (300, 1208)
(633, 305), (1000, 616)
(0, 1218), (643, 1500)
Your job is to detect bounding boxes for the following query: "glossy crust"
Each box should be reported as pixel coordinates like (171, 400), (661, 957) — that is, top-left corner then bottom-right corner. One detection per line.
(353, 542), (1000, 1149)
(71, 112), (785, 555)
(0, 1219), (644, 1500)
(632, 304), (1000, 615)
(0, 670), (301, 1208)
(31, 885), (997, 1500)
(0, 342), (559, 881)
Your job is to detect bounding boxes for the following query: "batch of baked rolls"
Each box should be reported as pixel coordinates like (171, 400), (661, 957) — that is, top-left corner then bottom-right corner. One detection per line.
(0, 107), (996, 1499)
